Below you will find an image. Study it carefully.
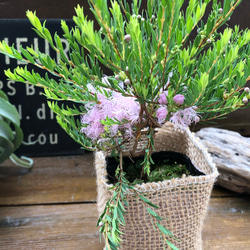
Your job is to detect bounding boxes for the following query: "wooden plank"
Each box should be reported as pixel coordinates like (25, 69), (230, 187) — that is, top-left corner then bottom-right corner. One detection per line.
(0, 196), (249, 250)
(202, 196), (250, 250)
(1, 155), (249, 249)
(0, 153), (97, 205)
(0, 153), (244, 206)
(0, 203), (104, 250)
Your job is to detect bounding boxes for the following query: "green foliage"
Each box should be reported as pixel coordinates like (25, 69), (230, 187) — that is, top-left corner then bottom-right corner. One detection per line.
(0, 90), (33, 168)
(0, 0), (248, 153)
(98, 169), (179, 250)
(0, 0), (250, 248)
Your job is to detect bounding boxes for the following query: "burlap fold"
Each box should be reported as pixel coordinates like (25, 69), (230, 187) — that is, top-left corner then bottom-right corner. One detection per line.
(95, 122), (219, 250)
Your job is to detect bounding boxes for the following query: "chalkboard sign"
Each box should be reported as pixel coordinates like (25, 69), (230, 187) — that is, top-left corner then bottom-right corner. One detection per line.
(0, 19), (83, 156)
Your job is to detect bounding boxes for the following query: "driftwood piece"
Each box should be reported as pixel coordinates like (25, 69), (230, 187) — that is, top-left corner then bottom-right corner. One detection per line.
(196, 127), (250, 194)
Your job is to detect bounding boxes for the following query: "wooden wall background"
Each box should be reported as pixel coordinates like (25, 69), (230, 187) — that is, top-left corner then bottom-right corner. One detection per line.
(0, 0), (249, 136)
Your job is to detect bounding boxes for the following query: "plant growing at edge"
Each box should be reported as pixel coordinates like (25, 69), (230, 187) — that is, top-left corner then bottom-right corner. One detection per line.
(0, 90), (33, 167)
(0, 0), (250, 248)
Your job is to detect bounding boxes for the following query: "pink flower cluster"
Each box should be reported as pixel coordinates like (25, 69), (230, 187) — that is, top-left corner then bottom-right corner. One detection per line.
(156, 91), (200, 126)
(81, 79), (201, 142)
(170, 107), (200, 127)
(156, 91), (168, 124)
(80, 90), (140, 141)
(158, 91), (168, 104)
(173, 94), (185, 105)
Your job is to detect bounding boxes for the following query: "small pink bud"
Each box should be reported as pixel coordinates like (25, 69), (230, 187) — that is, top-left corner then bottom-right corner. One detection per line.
(244, 87), (249, 93)
(156, 106), (168, 122)
(158, 91), (168, 104)
(173, 94), (185, 105)
(243, 97), (248, 104)
(218, 8), (223, 14)
(124, 34), (131, 42)
(124, 79), (130, 85)
(115, 75), (119, 80)
(194, 116), (200, 124)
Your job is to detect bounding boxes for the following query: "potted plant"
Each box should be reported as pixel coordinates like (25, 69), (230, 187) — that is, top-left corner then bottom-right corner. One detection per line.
(0, 0), (249, 249)
(0, 90), (33, 168)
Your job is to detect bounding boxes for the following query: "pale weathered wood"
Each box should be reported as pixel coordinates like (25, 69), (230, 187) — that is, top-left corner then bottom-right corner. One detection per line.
(0, 203), (104, 250)
(0, 154), (249, 249)
(202, 196), (250, 250)
(0, 153), (97, 205)
(0, 194), (249, 250)
(196, 127), (250, 194)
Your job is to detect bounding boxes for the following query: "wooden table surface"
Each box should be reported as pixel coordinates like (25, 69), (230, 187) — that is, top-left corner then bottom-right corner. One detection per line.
(0, 153), (249, 250)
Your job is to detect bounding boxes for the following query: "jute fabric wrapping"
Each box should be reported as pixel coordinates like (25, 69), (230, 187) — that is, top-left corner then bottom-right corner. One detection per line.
(95, 122), (219, 250)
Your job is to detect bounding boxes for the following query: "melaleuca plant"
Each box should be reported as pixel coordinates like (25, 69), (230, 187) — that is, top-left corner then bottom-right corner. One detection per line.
(0, 0), (250, 248)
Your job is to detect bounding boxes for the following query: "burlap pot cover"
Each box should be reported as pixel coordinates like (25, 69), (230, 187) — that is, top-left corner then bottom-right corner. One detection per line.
(95, 123), (219, 250)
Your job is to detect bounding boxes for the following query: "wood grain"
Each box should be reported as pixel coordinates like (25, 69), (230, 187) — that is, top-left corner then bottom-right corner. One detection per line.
(0, 197), (249, 250)
(0, 203), (104, 250)
(0, 153), (97, 205)
(202, 196), (250, 250)
(0, 154), (249, 249)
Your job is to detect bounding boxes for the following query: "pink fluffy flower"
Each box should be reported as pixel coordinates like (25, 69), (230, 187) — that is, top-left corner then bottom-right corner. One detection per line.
(158, 91), (168, 104)
(80, 90), (140, 141)
(170, 107), (200, 127)
(156, 106), (168, 124)
(173, 94), (185, 105)
(80, 105), (105, 140)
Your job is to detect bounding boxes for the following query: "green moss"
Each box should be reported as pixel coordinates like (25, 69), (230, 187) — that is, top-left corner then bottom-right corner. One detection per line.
(124, 158), (190, 184)
(148, 161), (190, 182)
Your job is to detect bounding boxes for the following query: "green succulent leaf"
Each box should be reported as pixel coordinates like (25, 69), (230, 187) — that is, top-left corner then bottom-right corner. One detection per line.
(0, 90), (32, 167)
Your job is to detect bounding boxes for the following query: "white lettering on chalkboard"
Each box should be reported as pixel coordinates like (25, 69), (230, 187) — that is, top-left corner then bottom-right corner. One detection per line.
(3, 37), (53, 65)
(38, 133), (46, 145)
(3, 37), (70, 66)
(0, 80), (16, 95)
(33, 38), (50, 56)
(36, 103), (55, 120)
(49, 133), (58, 144)
(15, 104), (22, 119)
(0, 80), (17, 95)
(26, 84), (36, 96)
(56, 38), (70, 63)
(6, 81), (16, 96)
(1, 33), (72, 150)
(50, 109), (55, 120)
(27, 133), (58, 145)
(3, 38), (10, 65)
(37, 103), (46, 120)
(16, 38), (28, 65)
